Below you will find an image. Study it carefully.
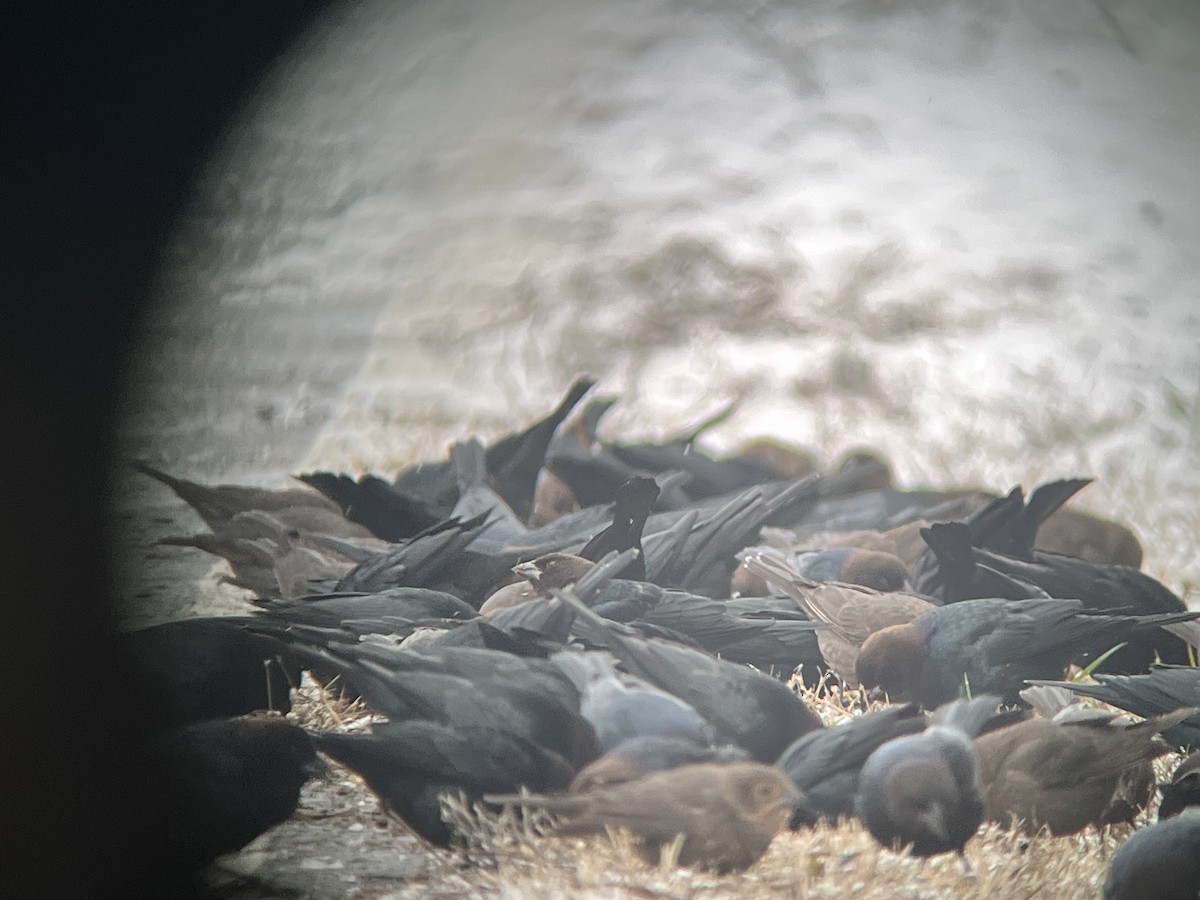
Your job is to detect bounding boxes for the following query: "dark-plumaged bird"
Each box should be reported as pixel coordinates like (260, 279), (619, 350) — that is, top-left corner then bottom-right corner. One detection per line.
(854, 598), (1200, 708)
(917, 511), (1190, 671)
(148, 717), (324, 873)
(973, 709), (1194, 835)
(315, 720), (578, 847)
(1159, 751), (1200, 820)
(299, 379), (595, 538)
(486, 762), (801, 873)
(560, 585), (823, 762)
(778, 703), (926, 826)
(118, 617), (298, 729)
(1029, 665), (1200, 751)
(577, 476), (660, 580)
(1103, 807), (1200, 900)
(854, 696), (999, 858)
(569, 736), (750, 793)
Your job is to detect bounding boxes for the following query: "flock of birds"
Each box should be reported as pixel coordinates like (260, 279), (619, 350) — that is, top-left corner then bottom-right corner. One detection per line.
(122, 378), (1200, 898)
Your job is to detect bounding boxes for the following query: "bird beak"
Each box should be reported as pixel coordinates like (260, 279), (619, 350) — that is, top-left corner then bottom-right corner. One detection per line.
(304, 754), (332, 780)
(917, 804), (950, 843)
(512, 560), (541, 581)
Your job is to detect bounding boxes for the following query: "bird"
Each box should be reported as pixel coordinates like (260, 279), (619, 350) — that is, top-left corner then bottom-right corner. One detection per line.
(1103, 807), (1200, 900)
(745, 546), (910, 593)
(549, 650), (715, 752)
(854, 696), (999, 858)
(314, 716), (582, 847)
(745, 551), (935, 686)
(973, 709), (1194, 835)
(854, 597), (1200, 708)
(118, 617), (298, 729)
(479, 552), (596, 616)
(486, 762), (801, 873)
(559, 582), (823, 762)
(132, 461), (344, 532)
(1029, 665), (1200, 751)
(916, 512), (1190, 672)
(569, 736), (750, 793)
(778, 703), (926, 826)
(1159, 751), (1200, 820)
(147, 716), (325, 873)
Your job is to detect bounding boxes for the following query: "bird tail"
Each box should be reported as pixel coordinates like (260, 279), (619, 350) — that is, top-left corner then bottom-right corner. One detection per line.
(929, 694), (1003, 738)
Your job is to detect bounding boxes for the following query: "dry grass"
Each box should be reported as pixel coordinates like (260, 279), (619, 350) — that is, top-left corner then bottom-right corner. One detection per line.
(280, 667), (1187, 900)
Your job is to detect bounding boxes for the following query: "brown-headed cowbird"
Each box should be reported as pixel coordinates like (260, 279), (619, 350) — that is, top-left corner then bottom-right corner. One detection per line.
(1038, 505), (1143, 568)
(974, 709), (1194, 835)
(479, 552), (596, 616)
(854, 696), (1000, 857)
(728, 438), (819, 482)
(1159, 751), (1200, 820)
(487, 762), (801, 873)
(745, 552), (934, 686)
(149, 717), (324, 873)
(1103, 807), (1200, 900)
(740, 546), (910, 593)
(570, 736), (750, 793)
(779, 703), (926, 826)
(1029, 665), (1200, 751)
(854, 598), (1200, 708)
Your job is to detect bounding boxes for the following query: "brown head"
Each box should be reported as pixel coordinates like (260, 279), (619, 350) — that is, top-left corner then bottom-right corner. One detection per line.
(856, 623), (927, 704)
(527, 552), (596, 591)
(835, 448), (894, 490)
(698, 763), (804, 871)
(529, 470), (580, 528)
(839, 550), (910, 592)
(730, 561), (769, 597)
(732, 439), (820, 481)
(727, 764), (804, 834)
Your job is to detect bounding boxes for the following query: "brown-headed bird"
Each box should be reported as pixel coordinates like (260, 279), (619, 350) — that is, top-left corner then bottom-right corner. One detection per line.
(479, 551), (596, 616)
(974, 709), (1195, 835)
(487, 762), (800, 873)
(745, 552), (934, 687)
(854, 597), (1200, 708)
(570, 736), (750, 793)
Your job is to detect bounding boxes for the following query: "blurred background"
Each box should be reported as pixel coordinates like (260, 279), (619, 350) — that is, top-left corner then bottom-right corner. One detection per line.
(112, 0), (1200, 626)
